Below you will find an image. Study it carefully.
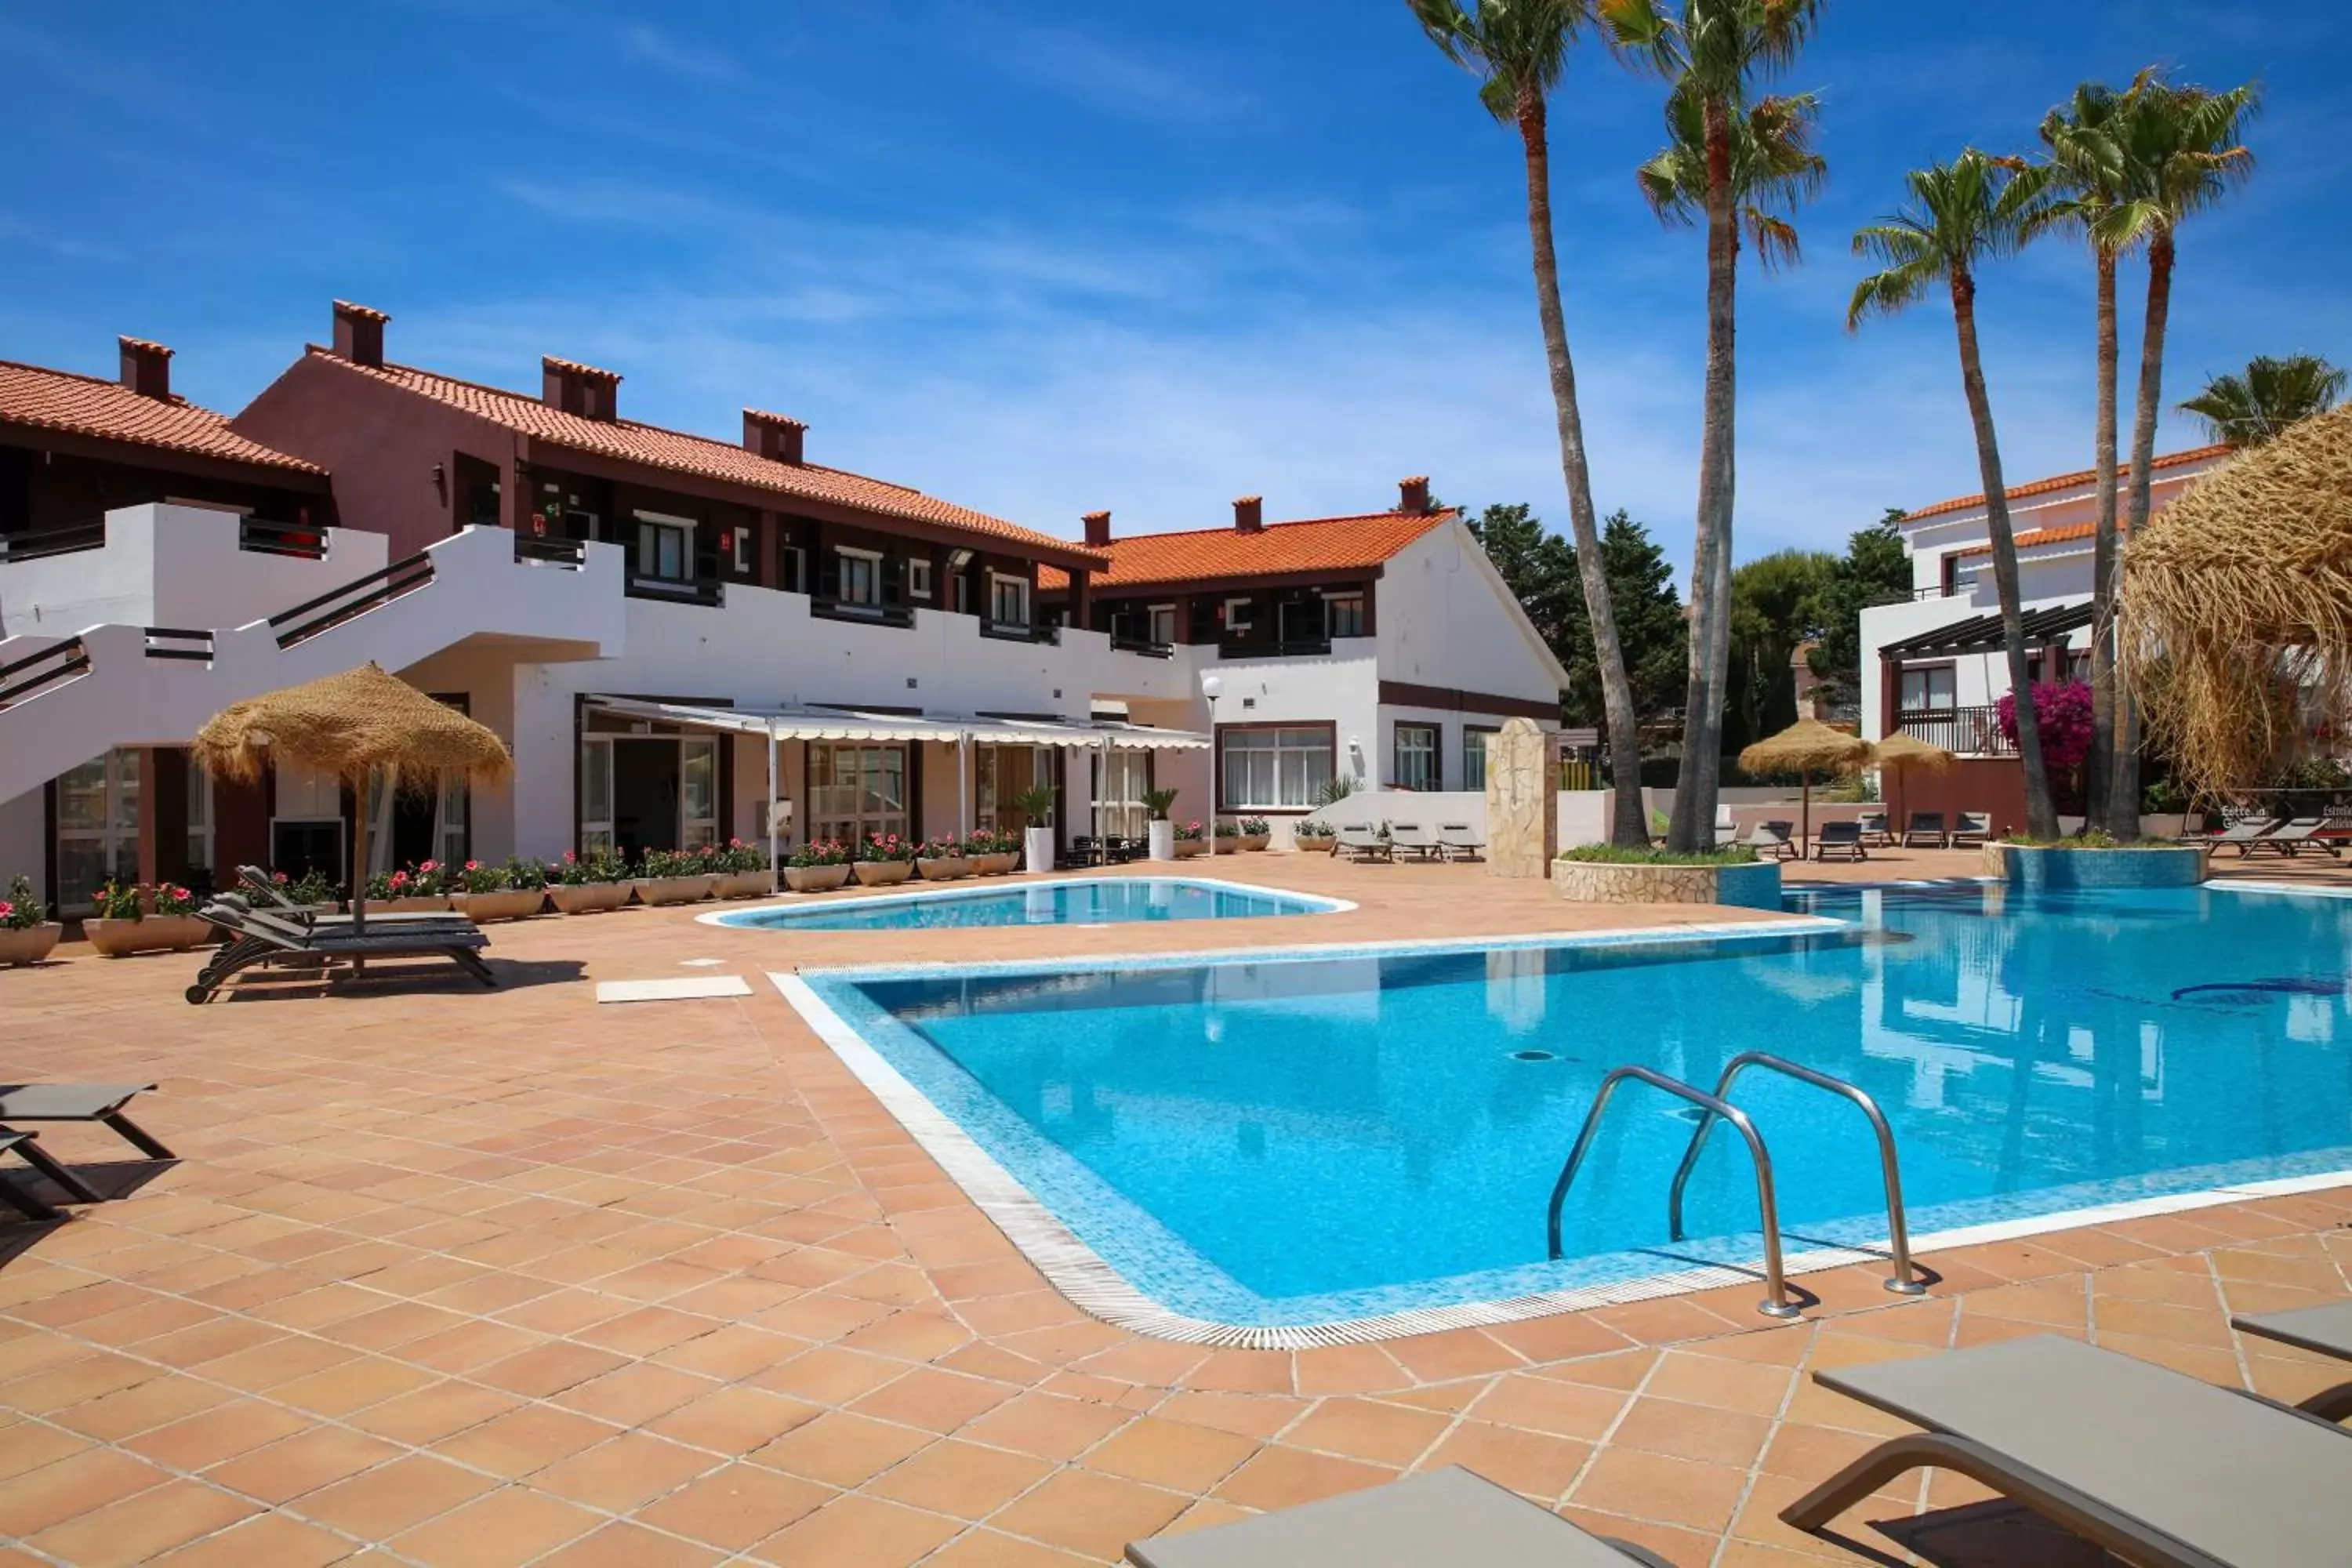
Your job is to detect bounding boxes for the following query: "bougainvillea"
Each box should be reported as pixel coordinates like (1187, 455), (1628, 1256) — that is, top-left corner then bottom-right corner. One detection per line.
(1996, 680), (2096, 772)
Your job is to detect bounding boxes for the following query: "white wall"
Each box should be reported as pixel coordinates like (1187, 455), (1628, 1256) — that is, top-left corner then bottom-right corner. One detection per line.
(0, 788), (42, 906)
(1374, 519), (1568, 702)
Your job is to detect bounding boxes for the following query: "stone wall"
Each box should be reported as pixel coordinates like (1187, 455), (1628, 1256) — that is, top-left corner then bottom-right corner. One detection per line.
(1552, 858), (1782, 909)
(1486, 717), (1555, 880)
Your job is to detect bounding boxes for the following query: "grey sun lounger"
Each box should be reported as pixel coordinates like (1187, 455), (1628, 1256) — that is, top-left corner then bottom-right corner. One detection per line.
(1388, 823), (1444, 862)
(2243, 816), (2337, 858)
(1334, 825), (1392, 862)
(0, 1083), (172, 1162)
(1780, 1333), (2352, 1568)
(1856, 811), (1892, 848)
(1948, 810), (1993, 846)
(1744, 819), (1797, 859)
(1126, 1466), (1673, 1568)
(1813, 821), (1868, 861)
(2209, 816), (2287, 853)
(234, 868), (466, 926)
(1437, 823), (1485, 861)
(0, 1130), (103, 1218)
(1900, 811), (1947, 848)
(2233, 1301), (2352, 1421)
(193, 901), (492, 1004)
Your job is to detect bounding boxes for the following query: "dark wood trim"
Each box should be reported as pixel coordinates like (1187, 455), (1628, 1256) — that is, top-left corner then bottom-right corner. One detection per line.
(42, 778), (56, 919)
(0, 420), (334, 494)
(1377, 680), (1559, 723)
(1213, 719), (1338, 815)
(1044, 564), (1387, 606)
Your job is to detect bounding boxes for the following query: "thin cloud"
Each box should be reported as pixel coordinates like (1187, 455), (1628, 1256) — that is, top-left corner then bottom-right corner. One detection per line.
(616, 23), (743, 83)
(971, 20), (1238, 123)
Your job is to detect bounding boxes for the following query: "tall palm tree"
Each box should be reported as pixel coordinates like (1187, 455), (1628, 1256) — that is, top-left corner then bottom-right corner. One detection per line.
(1604, 0), (1824, 852)
(2179, 354), (2341, 448)
(2101, 71), (2258, 839)
(1849, 151), (2062, 839)
(1409, 0), (1649, 847)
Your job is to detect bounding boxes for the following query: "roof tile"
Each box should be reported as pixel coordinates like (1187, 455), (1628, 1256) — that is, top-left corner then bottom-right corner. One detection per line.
(1904, 445), (2227, 523)
(0, 358), (324, 475)
(1040, 508), (1454, 593)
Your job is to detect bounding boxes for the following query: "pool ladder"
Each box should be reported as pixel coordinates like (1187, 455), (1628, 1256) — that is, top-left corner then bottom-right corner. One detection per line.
(1545, 1053), (1922, 1319)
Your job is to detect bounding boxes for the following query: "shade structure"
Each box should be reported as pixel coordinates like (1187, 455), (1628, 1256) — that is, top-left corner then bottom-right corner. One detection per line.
(2122, 403), (2352, 802)
(1738, 717), (1873, 853)
(194, 662), (514, 936)
(1871, 730), (1954, 842)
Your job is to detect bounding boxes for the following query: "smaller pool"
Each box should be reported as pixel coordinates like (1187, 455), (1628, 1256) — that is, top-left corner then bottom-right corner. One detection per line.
(709, 877), (1345, 932)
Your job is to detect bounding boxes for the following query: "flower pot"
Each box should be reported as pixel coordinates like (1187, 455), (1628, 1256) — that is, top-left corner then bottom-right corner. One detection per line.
(549, 883), (630, 914)
(1174, 838), (1208, 858)
(454, 889), (545, 923)
(1024, 826), (1056, 876)
(0, 924), (60, 967)
(1212, 836), (1240, 855)
(2139, 814), (2189, 842)
(714, 871), (775, 899)
(1240, 834), (1270, 852)
(635, 876), (714, 907)
(374, 895), (451, 913)
(854, 861), (913, 887)
(916, 857), (972, 881)
(784, 863), (852, 893)
(85, 913), (216, 957)
(972, 851), (1021, 877)
(1147, 821), (1177, 861)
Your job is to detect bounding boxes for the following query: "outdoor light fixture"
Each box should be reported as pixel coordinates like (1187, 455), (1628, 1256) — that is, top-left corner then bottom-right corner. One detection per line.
(1200, 673), (1224, 705)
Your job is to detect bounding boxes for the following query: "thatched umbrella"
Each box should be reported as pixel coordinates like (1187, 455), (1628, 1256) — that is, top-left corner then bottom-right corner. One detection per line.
(194, 663), (513, 934)
(2122, 404), (2352, 804)
(1738, 717), (1873, 852)
(1871, 729), (1955, 838)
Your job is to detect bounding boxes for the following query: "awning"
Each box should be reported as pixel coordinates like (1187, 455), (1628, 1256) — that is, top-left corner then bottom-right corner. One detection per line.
(1880, 601), (2095, 660)
(582, 695), (1210, 750)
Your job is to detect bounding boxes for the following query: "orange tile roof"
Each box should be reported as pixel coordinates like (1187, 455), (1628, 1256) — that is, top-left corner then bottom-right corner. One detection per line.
(1950, 521), (2100, 559)
(1038, 507), (1455, 593)
(307, 349), (1101, 564)
(1903, 445), (2227, 523)
(0, 358), (325, 475)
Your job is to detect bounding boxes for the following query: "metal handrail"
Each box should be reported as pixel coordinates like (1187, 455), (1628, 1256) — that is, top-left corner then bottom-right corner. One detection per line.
(270, 552), (434, 648)
(142, 626), (215, 662)
(1546, 1065), (1802, 1319)
(0, 521), (106, 563)
(1667, 1052), (1923, 1296)
(0, 637), (89, 708)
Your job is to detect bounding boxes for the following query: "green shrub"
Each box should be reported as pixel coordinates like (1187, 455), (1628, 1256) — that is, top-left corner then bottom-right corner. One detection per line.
(1556, 844), (1761, 866)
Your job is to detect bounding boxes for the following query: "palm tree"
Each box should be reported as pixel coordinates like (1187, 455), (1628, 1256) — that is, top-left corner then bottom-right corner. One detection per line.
(2180, 354), (2342, 448)
(1604, 0), (1824, 853)
(1409, 0), (1649, 847)
(1849, 151), (2061, 839)
(2101, 71), (2258, 839)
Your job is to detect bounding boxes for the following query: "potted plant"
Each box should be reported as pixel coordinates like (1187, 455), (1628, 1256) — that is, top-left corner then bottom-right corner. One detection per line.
(710, 838), (775, 899)
(547, 851), (631, 913)
(1211, 820), (1242, 854)
(1237, 815), (1272, 851)
(1293, 819), (1337, 853)
(915, 835), (971, 880)
(368, 862), (452, 913)
(634, 848), (716, 906)
(783, 839), (853, 893)
(1143, 788), (1181, 861)
(87, 880), (216, 958)
(969, 827), (1022, 877)
(2140, 776), (2191, 842)
(854, 833), (914, 887)
(452, 858), (545, 922)
(1174, 819), (1208, 858)
(1014, 786), (1058, 875)
(0, 875), (59, 967)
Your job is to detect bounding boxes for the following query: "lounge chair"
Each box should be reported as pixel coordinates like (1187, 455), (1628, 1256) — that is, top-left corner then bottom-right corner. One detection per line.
(1388, 823), (1444, 862)
(2208, 816), (2286, 854)
(1437, 823), (1486, 862)
(1812, 821), (1868, 862)
(1900, 811), (1947, 848)
(1856, 811), (1891, 848)
(191, 900), (492, 1004)
(1334, 825), (1392, 863)
(2233, 1301), (2352, 1422)
(0, 1083), (172, 1163)
(1948, 810), (1993, 847)
(2245, 816), (2337, 858)
(1126, 1466), (1673, 1568)
(1743, 819), (1797, 860)
(1780, 1333), (2352, 1568)
(236, 866), (460, 926)
(1715, 804), (1740, 846)
(0, 1131), (103, 1218)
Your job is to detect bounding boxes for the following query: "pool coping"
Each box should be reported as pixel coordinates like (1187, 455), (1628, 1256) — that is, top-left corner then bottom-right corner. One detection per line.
(697, 873), (1356, 928)
(773, 895), (2352, 1349)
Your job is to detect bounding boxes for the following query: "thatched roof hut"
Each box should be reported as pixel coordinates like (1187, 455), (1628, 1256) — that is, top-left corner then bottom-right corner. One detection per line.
(2121, 404), (2352, 800)
(194, 663), (512, 788)
(1739, 718), (1871, 850)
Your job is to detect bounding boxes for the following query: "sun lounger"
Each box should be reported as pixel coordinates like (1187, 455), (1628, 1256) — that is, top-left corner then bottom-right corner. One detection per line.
(191, 901), (492, 1004)
(1780, 1333), (2352, 1568)
(1388, 823), (1444, 862)
(1857, 811), (1891, 848)
(2244, 816), (2337, 858)
(1437, 823), (1485, 862)
(1948, 810), (1992, 847)
(0, 1130), (103, 1217)
(1334, 825), (1392, 863)
(1812, 821), (1868, 862)
(1900, 811), (1947, 848)
(0, 1083), (172, 1162)
(2209, 816), (2286, 854)
(1126, 1466), (1673, 1568)
(1743, 820), (1797, 860)
(2232, 1301), (2352, 1421)
(235, 866), (458, 925)
(1715, 804), (1740, 846)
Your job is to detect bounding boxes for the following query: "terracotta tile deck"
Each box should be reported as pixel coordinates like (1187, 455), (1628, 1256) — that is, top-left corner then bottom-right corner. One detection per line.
(0, 849), (2346, 1565)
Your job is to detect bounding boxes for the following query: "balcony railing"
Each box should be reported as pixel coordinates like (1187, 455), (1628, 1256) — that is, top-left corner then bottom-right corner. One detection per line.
(514, 534), (588, 568)
(1218, 636), (1333, 661)
(238, 517), (328, 559)
(0, 636), (89, 709)
(979, 619), (1058, 645)
(271, 552), (436, 650)
(626, 573), (724, 608)
(1110, 635), (1175, 659)
(0, 521), (105, 564)
(142, 626), (214, 663)
(1895, 705), (2013, 757)
(811, 597), (914, 629)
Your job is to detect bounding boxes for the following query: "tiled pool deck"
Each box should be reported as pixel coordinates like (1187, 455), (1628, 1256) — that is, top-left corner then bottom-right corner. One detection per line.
(2, 848), (2348, 1566)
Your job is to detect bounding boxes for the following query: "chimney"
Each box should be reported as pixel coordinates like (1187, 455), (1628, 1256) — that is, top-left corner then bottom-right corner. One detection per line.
(742, 408), (806, 465)
(1082, 510), (1112, 548)
(1399, 475), (1432, 514)
(1233, 495), (1264, 534)
(542, 356), (622, 422)
(332, 300), (388, 368)
(118, 336), (173, 400)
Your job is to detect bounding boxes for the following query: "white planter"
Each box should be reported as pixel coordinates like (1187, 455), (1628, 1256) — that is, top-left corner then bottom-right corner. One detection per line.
(1024, 826), (1056, 876)
(1148, 821), (1177, 861)
(2140, 814), (2189, 841)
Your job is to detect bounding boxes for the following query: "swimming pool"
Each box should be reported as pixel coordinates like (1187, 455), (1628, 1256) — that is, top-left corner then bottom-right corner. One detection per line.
(789, 882), (2352, 1340)
(713, 876), (1344, 931)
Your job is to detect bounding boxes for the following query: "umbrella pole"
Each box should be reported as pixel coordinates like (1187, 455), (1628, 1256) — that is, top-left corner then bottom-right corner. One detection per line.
(1802, 771), (1812, 859)
(350, 773), (368, 971)
(765, 727), (779, 891)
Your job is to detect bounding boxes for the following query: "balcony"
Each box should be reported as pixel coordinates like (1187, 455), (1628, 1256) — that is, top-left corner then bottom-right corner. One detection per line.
(0, 521), (106, 564)
(514, 534), (589, 569)
(811, 596), (914, 630)
(626, 573), (724, 608)
(1109, 634), (1175, 659)
(1895, 706), (2014, 757)
(1217, 636), (1332, 661)
(979, 619), (1058, 645)
(238, 517), (328, 560)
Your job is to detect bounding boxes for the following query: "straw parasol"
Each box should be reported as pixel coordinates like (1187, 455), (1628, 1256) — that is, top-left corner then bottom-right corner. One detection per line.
(1738, 717), (1873, 851)
(194, 663), (513, 934)
(2121, 403), (2352, 804)
(1871, 729), (1954, 837)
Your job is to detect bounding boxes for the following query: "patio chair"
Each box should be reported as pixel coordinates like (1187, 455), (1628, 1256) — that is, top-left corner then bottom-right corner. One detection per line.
(1388, 823), (1444, 862)
(1742, 820), (1797, 860)
(0, 1131), (103, 1218)
(0, 1083), (172, 1162)
(1812, 821), (1868, 862)
(1856, 811), (1892, 848)
(1779, 1334), (2352, 1568)
(1949, 811), (1993, 847)
(191, 901), (492, 1004)
(1437, 823), (1486, 862)
(1900, 811), (1947, 848)
(2245, 817), (2337, 858)
(1126, 1466), (1673, 1568)
(2232, 1301), (2352, 1423)
(1334, 825), (1392, 863)
(2207, 816), (2286, 854)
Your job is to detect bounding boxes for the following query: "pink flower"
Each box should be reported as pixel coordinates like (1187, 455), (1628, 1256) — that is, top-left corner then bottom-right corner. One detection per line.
(419, 859), (439, 873)
(273, 871), (289, 884)
(465, 860), (481, 871)
(0, 902), (13, 921)
(390, 870), (409, 888)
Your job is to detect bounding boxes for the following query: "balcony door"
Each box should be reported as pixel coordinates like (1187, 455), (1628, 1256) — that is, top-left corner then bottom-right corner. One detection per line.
(53, 748), (141, 913)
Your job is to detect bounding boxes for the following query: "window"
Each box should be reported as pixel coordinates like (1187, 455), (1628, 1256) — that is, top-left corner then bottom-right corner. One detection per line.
(989, 573), (1029, 626)
(1326, 591), (1366, 638)
(810, 742), (908, 844)
(186, 765), (213, 876)
(977, 746), (1054, 832)
(681, 739), (717, 849)
(1218, 726), (1334, 811)
(636, 515), (691, 581)
(1095, 749), (1150, 840)
(837, 547), (880, 605)
(1223, 597), (1255, 634)
(731, 525), (753, 575)
(906, 557), (933, 600)
(579, 737), (614, 857)
(1463, 728), (1496, 793)
(1147, 604), (1176, 644)
(1277, 597), (1323, 644)
(1394, 724), (1439, 792)
(1899, 665), (1957, 713)
(53, 749), (140, 913)
(782, 545), (808, 594)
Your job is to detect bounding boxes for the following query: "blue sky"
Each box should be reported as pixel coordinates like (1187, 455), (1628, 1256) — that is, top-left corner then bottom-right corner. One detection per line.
(4, 2), (2344, 572)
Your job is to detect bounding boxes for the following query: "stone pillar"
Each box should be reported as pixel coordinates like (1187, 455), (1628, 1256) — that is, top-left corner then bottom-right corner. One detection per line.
(1486, 717), (1556, 879)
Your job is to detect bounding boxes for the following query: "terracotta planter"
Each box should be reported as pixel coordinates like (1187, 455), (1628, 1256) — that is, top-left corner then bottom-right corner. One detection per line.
(713, 870), (775, 899)
(1174, 839), (1208, 858)
(1212, 836), (1241, 854)
(549, 883), (630, 914)
(916, 857), (972, 881)
(1239, 834), (1270, 852)
(453, 889), (545, 923)
(85, 913), (216, 957)
(0, 924), (60, 967)
(634, 876), (714, 907)
(854, 861), (913, 887)
(971, 852), (1021, 877)
(373, 895), (451, 913)
(784, 863), (852, 893)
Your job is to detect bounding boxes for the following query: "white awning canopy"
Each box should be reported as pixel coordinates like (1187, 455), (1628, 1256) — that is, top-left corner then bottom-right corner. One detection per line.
(583, 695), (1209, 750)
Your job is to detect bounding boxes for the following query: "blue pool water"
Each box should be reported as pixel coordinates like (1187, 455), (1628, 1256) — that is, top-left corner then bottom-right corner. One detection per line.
(806, 884), (2352, 1326)
(719, 877), (1338, 932)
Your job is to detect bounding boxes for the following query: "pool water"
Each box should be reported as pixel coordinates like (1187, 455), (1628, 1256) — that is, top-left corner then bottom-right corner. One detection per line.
(718, 876), (1338, 932)
(808, 884), (2352, 1327)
